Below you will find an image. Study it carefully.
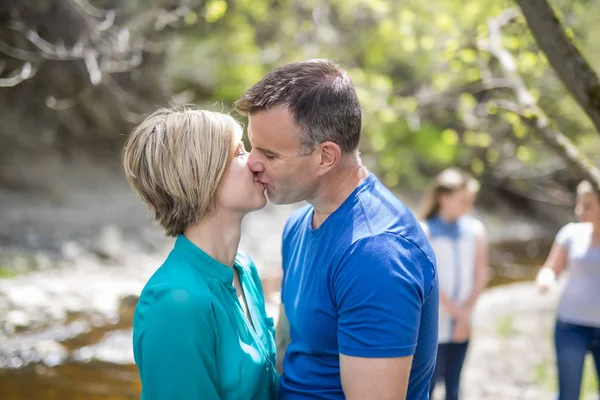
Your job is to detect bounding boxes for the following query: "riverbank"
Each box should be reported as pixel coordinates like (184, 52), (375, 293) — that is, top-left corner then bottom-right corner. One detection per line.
(2, 268), (593, 400)
(0, 160), (579, 399)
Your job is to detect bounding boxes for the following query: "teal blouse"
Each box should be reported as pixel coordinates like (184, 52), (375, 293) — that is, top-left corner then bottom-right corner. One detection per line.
(133, 234), (278, 399)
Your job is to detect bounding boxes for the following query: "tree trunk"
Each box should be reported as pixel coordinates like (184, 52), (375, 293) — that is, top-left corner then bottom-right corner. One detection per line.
(515, 0), (600, 134)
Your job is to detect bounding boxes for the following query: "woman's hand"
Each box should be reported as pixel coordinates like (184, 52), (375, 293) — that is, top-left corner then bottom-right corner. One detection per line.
(536, 240), (568, 295)
(536, 266), (556, 294)
(452, 316), (471, 342)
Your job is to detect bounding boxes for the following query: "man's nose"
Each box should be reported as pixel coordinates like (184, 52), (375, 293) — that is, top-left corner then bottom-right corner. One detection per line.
(248, 149), (264, 173)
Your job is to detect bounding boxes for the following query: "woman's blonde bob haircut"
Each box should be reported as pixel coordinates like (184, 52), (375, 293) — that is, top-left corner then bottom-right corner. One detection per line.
(122, 106), (242, 237)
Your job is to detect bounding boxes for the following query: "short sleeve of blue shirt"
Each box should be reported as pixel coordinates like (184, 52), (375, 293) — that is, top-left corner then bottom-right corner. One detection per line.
(334, 233), (429, 358)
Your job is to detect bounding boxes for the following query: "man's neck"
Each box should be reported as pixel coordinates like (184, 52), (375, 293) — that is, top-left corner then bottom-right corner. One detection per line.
(183, 209), (243, 268)
(309, 160), (369, 229)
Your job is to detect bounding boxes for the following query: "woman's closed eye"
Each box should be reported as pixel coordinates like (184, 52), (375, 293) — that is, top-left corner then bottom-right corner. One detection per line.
(235, 144), (247, 157)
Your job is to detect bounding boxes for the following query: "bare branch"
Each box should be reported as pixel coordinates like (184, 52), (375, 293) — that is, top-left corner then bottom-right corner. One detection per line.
(481, 10), (600, 192)
(478, 9), (535, 106)
(0, 62), (38, 87)
(102, 51), (143, 73)
(69, 0), (111, 19)
(84, 50), (102, 85)
(515, 0), (600, 134)
(0, 40), (43, 62)
(469, 78), (514, 93)
(5, 21), (82, 60)
(492, 99), (600, 191)
(7, 21), (78, 59)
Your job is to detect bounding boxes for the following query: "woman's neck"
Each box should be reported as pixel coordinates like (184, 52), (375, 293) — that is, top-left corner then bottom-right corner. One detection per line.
(438, 210), (459, 223)
(183, 209), (243, 268)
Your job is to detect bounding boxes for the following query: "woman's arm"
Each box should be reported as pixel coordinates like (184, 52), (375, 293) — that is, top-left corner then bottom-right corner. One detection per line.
(536, 242), (568, 293)
(464, 223), (489, 311)
(138, 289), (220, 400)
(536, 223), (572, 294)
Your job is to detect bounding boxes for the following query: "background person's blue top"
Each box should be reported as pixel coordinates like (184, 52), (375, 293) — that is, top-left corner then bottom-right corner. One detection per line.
(133, 234), (278, 400)
(279, 173), (439, 399)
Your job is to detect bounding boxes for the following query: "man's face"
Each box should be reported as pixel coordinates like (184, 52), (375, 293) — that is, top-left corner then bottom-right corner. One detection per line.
(247, 105), (320, 204)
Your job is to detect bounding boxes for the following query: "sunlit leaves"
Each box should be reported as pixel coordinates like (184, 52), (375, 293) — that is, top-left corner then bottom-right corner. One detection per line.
(205, 0), (227, 22)
(441, 129), (459, 146)
(471, 158), (485, 176)
(516, 146), (534, 163)
(165, 0), (600, 190)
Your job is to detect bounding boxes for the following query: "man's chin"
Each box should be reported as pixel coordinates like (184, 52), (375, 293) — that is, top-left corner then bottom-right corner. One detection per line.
(266, 193), (303, 206)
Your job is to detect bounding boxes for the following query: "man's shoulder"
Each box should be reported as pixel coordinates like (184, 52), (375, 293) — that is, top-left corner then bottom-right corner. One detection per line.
(347, 231), (435, 268)
(354, 181), (432, 253)
(283, 203), (312, 236)
(355, 178), (419, 230)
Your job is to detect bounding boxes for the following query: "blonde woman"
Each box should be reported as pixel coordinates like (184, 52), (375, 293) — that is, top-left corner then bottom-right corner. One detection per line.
(536, 181), (600, 400)
(420, 168), (489, 400)
(122, 107), (278, 399)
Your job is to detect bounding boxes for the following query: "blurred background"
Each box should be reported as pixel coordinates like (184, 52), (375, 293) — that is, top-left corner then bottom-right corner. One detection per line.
(0, 0), (599, 398)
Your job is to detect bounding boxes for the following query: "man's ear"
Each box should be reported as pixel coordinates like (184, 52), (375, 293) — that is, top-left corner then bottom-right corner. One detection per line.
(316, 141), (341, 175)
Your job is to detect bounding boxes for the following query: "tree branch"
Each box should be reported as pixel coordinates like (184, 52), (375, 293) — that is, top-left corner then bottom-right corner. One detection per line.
(515, 0), (600, 134)
(0, 62), (38, 87)
(483, 9), (600, 192)
(491, 100), (600, 191)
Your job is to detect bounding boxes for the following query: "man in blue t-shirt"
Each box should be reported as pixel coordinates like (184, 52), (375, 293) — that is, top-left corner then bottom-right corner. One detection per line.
(235, 59), (439, 399)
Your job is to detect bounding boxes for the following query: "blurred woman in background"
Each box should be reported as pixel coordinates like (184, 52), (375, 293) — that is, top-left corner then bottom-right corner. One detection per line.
(536, 180), (600, 400)
(421, 168), (489, 400)
(122, 106), (278, 399)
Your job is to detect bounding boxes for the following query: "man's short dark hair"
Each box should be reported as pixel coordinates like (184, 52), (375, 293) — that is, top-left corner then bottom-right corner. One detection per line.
(234, 59), (362, 155)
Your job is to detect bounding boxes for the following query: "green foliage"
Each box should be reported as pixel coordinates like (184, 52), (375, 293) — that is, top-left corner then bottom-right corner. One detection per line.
(165, 0), (600, 190)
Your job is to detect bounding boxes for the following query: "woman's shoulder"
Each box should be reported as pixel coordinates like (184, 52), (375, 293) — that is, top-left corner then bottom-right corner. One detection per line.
(557, 222), (591, 241)
(139, 280), (216, 313)
(461, 215), (486, 235)
(138, 263), (217, 316)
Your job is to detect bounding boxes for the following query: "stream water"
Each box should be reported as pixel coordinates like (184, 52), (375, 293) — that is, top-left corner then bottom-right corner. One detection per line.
(0, 236), (552, 400)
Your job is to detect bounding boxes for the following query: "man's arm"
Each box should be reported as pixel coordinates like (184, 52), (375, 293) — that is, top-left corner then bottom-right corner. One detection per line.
(340, 355), (413, 400)
(275, 303), (290, 374)
(334, 234), (434, 399)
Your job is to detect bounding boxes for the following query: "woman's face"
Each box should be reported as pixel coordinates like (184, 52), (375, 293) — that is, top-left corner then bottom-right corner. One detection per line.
(215, 140), (267, 215)
(439, 188), (475, 220)
(575, 192), (600, 224)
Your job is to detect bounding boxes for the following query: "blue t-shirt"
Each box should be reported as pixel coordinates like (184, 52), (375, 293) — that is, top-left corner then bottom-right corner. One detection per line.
(280, 173), (439, 399)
